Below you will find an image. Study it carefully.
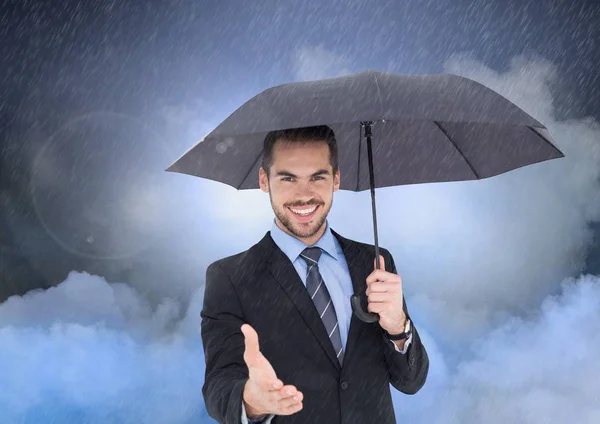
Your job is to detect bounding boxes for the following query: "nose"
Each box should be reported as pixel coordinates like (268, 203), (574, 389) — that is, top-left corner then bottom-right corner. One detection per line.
(294, 180), (315, 199)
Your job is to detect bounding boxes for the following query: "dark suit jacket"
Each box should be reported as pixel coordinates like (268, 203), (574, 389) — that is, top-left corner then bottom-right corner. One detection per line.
(201, 229), (429, 424)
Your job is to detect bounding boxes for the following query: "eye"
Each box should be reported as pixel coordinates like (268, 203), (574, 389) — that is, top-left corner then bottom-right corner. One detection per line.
(281, 177), (293, 182)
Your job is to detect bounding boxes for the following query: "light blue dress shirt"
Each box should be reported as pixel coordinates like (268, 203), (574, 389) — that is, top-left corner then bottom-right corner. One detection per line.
(269, 218), (355, 351)
(241, 219), (411, 424)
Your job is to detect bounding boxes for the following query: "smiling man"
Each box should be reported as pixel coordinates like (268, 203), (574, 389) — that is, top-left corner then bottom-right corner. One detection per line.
(201, 125), (429, 424)
(261, 134), (336, 247)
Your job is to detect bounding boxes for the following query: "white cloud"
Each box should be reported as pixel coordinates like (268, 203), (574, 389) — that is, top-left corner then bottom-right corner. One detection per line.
(0, 271), (206, 423)
(293, 44), (353, 81)
(398, 274), (600, 424)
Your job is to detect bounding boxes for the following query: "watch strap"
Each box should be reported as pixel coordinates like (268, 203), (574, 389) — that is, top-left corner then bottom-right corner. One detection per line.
(386, 319), (412, 340)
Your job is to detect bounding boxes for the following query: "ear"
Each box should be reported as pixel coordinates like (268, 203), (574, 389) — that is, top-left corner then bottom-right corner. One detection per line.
(333, 168), (341, 192)
(259, 167), (269, 193)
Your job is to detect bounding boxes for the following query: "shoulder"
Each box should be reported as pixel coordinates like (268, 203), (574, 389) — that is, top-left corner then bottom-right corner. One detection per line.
(331, 229), (395, 266)
(206, 232), (272, 280)
(331, 229), (392, 253)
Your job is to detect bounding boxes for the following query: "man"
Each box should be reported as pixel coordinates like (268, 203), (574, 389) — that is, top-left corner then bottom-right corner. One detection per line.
(201, 125), (429, 424)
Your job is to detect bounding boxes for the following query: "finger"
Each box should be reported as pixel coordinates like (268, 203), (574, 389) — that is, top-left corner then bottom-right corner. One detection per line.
(241, 324), (261, 366)
(366, 269), (387, 284)
(280, 400), (303, 415)
(259, 379), (283, 392)
(369, 281), (401, 294)
(277, 389), (303, 415)
(269, 379), (284, 391)
(278, 388), (303, 403)
(368, 292), (393, 303)
(367, 282), (386, 294)
(368, 301), (385, 313)
(277, 385), (299, 399)
(367, 270), (397, 285)
(279, 390), (304, 409)
(374, 254), (385, 270)
(270, 386), (301, 408)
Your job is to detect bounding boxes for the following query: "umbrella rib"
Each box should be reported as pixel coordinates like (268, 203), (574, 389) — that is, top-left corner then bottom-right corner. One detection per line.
(355, 72), (383, 192)
(372, 72), (385, 117)
(237, 147), (264, 189)
(433, 121), (480, 179)
(527, 126), (565, 157)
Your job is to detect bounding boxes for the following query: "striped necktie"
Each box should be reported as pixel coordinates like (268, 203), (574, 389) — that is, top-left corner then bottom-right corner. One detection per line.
(300, 247), (344, 365)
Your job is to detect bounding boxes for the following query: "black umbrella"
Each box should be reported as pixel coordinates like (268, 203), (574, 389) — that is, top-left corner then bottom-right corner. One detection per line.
(165, 70), (565, 323)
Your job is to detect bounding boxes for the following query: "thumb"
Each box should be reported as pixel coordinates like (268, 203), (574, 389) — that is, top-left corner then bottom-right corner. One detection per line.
(374, 254), (385, 270)
(241, 324), (261, 366)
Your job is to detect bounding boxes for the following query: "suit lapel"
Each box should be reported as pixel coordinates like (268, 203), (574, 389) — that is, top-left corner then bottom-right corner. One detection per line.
(260, 229), (377, 372)
(262, 233), (342, 373)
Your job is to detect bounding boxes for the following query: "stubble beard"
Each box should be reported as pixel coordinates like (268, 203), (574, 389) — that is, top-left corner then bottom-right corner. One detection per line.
(268, 191), (332, 240)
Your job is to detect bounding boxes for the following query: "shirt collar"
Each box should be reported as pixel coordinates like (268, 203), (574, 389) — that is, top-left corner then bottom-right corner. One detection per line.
(270, 218), (339, 263)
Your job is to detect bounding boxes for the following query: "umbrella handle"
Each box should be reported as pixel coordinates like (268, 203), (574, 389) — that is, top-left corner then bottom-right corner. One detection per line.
(350, 293), (379, 323)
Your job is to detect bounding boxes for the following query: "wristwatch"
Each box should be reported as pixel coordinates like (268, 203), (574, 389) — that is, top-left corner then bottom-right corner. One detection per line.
(386, 319), (412, 340)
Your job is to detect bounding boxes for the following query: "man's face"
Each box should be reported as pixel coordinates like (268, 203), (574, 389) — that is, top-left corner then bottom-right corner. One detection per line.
(259, 140), (340, 245)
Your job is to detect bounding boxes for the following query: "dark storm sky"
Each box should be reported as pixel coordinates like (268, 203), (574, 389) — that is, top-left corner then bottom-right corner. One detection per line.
(1, 0), (599, 123)
(1, 0), (600, 301)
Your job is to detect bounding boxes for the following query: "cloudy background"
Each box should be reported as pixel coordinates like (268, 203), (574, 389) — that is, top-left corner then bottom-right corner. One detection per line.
(1, 1), (600, 423)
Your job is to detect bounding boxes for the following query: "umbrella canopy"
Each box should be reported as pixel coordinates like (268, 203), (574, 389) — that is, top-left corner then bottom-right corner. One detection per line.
(166, 70), (565, 322)
(166, 70), (563, 190)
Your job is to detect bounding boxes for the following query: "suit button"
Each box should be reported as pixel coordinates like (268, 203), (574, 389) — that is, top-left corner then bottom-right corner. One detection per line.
(341, 381), (348, 390)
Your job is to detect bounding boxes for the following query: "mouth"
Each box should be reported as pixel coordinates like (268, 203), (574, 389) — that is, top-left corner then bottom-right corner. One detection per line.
(287, 205), (320, 222)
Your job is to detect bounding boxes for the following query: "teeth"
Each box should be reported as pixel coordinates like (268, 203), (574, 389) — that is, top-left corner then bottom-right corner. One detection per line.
(290, 206), (317, 216)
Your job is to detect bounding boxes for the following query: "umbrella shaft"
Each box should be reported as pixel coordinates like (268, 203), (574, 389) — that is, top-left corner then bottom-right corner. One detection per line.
(364, 123), (380, 270)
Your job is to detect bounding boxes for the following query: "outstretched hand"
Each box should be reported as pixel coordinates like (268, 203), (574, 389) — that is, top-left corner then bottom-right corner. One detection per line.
(241, 324), (303, 418)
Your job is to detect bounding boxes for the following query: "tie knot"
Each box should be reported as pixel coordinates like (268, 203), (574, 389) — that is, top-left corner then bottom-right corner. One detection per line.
(300, 247), (322, 265)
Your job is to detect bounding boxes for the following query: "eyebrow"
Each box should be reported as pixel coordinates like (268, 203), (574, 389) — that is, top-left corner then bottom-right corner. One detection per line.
(275, 169), (330, 178)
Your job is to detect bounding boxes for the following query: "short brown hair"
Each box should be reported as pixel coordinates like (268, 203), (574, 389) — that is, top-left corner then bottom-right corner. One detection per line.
(261, 125), (338, 177)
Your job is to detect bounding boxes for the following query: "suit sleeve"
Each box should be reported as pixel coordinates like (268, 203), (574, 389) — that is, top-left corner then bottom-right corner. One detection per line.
(201, 260), (253, 424)
(380, 249), (429, 395)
